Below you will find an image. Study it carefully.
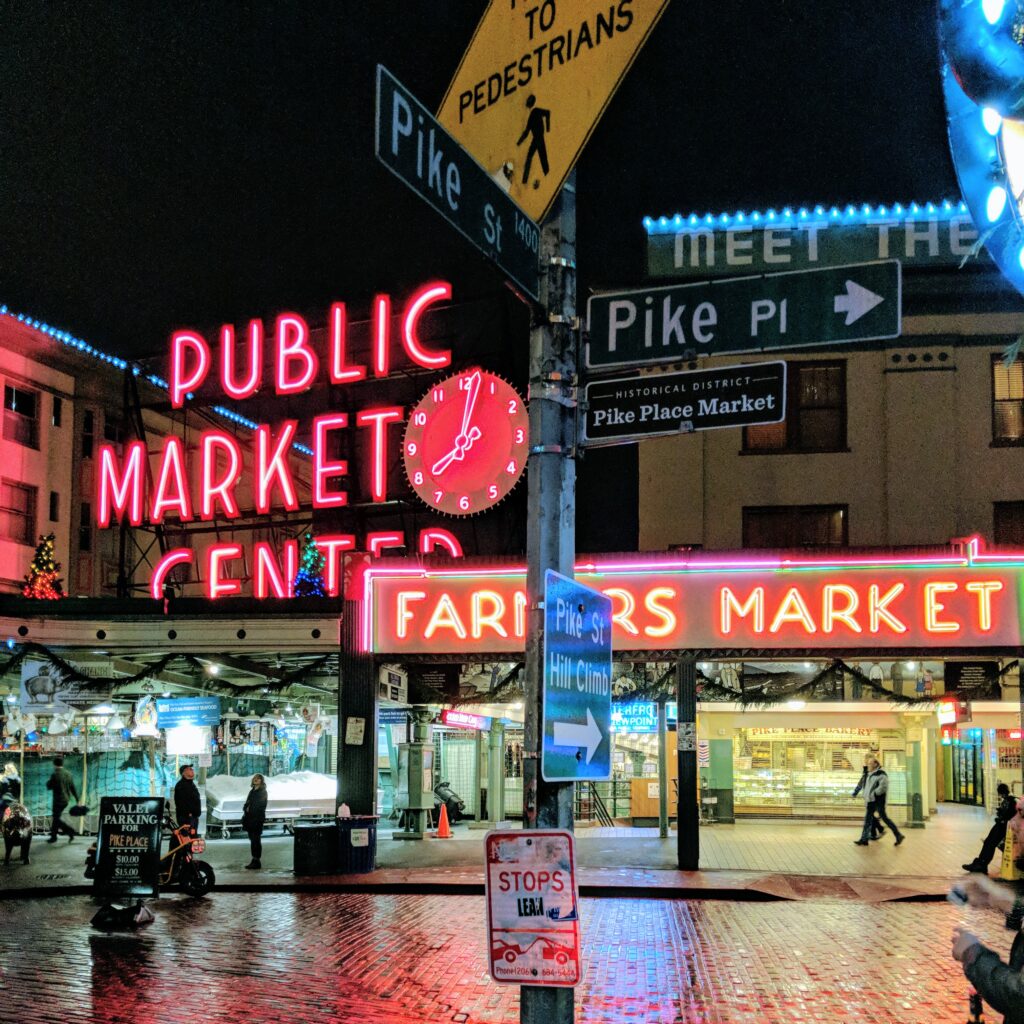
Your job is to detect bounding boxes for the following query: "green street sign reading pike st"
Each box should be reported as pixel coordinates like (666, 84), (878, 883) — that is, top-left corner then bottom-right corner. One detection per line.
(585, 260), (901, 370)
(375, 65), (540, 301)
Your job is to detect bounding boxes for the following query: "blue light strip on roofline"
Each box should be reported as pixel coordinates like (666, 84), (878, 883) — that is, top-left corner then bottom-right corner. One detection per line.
(642, 199), (971, 234)
(0, 304), (312, 455)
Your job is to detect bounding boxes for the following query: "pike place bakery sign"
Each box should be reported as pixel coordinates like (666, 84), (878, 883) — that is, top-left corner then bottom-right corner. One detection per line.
(365, 547), (1024, 654)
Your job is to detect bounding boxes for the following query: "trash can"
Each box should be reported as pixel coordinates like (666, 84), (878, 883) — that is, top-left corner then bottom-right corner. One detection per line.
(293, 818), (339, 875)
(337, 815), (378, 874)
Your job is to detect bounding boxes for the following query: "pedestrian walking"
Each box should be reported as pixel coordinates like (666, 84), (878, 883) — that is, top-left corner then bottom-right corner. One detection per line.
(0, 763), (21, 810)
(173, 764), (201, 833)
(853, 757), (904, 847)
(2, 802), (32, 864)
(242, 773), (268, 870)
(851, 762), (884, 840)
(45, 756), (79, 843)
(951, 874), (1024, 1023)
(964, 783), (1017, 874)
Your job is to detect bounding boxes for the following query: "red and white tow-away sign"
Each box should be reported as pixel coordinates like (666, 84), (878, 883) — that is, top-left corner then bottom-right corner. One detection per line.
(484, 829), (581, 987)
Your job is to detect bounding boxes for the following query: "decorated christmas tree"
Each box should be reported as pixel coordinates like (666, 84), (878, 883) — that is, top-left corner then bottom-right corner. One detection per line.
(22, 533), (65, 599)
(292, 532), (327, 597)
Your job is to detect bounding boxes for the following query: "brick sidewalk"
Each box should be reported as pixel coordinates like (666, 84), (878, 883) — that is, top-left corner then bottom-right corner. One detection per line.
(0, 892), (1011, 1023)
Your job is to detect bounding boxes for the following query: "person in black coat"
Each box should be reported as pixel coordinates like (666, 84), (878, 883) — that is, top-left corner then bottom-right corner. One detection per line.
(173, 764), (201, 833)
(964, 783), (1017, 874)
(242, 774), (268, 870)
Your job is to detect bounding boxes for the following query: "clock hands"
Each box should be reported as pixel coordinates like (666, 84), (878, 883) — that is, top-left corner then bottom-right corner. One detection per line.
(431, 370), (483, 476)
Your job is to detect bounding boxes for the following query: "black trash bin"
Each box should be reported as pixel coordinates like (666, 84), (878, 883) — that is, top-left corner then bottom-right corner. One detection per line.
(293, 819), (339, 875)
(337, 815), (378, 874)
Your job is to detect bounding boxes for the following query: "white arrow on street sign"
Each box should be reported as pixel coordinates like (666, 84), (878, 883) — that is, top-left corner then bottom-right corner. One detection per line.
(552, 707), (603, 765)
(834, 279), (885, 326)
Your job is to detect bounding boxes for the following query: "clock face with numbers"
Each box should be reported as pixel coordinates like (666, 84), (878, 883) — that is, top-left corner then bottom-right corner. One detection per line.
(403, 368), (529, 516)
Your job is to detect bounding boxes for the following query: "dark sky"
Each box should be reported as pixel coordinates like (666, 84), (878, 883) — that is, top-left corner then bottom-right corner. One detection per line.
(0, 1), (955, 361)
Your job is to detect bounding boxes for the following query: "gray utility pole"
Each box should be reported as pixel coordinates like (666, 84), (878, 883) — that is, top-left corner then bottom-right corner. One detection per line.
(677, 656), (699, 870)
(521, 174), (577, 1024)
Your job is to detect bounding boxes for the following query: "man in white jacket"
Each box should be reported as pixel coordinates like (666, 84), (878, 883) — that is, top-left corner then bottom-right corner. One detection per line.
(853, 758), (905, 848)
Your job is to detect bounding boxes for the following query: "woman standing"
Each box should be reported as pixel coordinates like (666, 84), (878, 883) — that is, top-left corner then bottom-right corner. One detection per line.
(241, 774), (268, 870)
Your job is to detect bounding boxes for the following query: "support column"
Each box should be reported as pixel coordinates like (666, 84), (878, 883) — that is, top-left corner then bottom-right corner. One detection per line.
(676, 656), (699, 870)
(657, 699), (669, 839)
(471, 720), (507, 829)
(338, 599), (376, 816)
(521, 176), (576, 1024)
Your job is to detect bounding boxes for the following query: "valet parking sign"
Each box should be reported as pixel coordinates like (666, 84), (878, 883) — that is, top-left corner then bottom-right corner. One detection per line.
(485, 829), (582, 986)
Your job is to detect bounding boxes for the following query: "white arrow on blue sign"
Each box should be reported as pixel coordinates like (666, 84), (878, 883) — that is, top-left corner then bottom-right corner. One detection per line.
(542, 571), (613, 783)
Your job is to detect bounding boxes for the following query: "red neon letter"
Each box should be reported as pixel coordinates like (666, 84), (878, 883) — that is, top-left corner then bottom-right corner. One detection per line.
(200, 432), (242, 520)
(357, 407), (403, 502)
(868, 583), (907, 634)
(312, 414), (349, 508)
(472, 590), (508, 639)
(316, 535), (355, 596)
(98, 442), (146, 527)
(150, 549), (193, 599)
(220, 320), (263, 400)
(151, 436), (193, 524)
(254, 540), (298, 599)
(367, 531), (405, 557)
(328, 302), (366, 384)
(402, 281), (452, 369)
(255, 421), (299, 514)
(397, 591), (427, 639)
(275, 313), (317, 394)
(418, 529), (463, 557)
(769, 588), (817, 634)
(604, 587), (639, 636)
(643, 587), (678, 638)
(822, 584), (862, 634)
(372, 294), (391, 378)
(170, 330), (211, 408)
(424, 593), (468, 639)
(207, 543), (243, 598)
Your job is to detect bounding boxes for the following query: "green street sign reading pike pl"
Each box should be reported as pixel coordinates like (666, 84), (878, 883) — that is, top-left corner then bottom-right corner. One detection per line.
(375, 65), (540, 300)
(586, 260), (901, 370)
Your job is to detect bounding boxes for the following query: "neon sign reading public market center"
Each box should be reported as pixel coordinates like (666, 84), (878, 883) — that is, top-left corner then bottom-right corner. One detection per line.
(96, 282), (466, 599)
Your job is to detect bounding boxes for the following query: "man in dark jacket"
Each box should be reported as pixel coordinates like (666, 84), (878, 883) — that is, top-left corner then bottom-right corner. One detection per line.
(953, 875), (1024, 1024)
(173, 764), (201, 832)
(965, 783), (1017, 874)
(854, 758), (905, 847)
(45, 756), (79, 843)
(852, 762), (884, 840)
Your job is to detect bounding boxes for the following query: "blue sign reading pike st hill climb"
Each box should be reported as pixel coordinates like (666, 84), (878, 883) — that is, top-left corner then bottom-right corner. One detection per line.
(542, 571), (613, 783)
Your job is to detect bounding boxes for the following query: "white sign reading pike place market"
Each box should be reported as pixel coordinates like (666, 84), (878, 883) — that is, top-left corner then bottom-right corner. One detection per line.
(585, 260), (901, 369)
(582, 362), (787, 447)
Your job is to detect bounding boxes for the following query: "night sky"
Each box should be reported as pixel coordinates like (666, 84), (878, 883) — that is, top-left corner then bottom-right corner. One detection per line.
(1, 1), (955, 360)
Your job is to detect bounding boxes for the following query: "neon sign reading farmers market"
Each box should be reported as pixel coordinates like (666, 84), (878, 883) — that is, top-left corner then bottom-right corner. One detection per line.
(96, 282), (477, 599)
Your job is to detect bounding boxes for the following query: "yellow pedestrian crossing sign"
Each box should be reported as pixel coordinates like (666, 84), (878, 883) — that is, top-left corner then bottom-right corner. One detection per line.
(438, 0), (669, 223)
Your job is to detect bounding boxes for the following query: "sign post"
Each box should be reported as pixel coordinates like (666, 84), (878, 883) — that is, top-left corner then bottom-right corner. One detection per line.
(542, 570), (612, 782)
(582, 362), (786, 447)
(485, 829), (582, 987)
(437, 0), (670, 223)
(375, 65), (540, 300)
(94, 796), (165, 898)
(586, 260), (901, 369)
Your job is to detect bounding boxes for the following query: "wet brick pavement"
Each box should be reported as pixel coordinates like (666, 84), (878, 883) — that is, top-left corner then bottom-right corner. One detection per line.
(0, 892), (1014, 1023)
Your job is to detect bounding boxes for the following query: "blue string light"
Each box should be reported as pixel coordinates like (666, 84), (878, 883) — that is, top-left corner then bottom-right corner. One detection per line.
(0, 304), (312, 455)
(643, 199), (971, 234)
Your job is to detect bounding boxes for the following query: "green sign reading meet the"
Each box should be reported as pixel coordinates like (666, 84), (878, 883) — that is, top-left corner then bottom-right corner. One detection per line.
(586, 260), (901, 369)
(647, 210), (982, 279)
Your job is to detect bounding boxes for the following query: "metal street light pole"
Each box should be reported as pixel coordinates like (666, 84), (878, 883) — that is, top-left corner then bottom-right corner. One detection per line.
(521, 175), (577, 1024)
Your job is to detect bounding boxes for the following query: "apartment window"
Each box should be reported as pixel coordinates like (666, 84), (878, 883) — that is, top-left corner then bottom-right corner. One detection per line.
(0, 480), (37, 545)
(743, 505), (848, 548)
(79, 501), (92, 552)
(743, 361), (846, 453)
(48, 491), (59, 522)
(994, 502), (1024, 545)
(3, 385), (40, 449)
(51, 395), (62, 428)
(103, 418), (125, 447)
(82, 410), (95, 458)
(993, 355), (1024, 444)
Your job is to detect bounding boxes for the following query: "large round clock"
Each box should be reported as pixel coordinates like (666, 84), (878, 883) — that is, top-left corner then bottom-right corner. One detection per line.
(403, 368), (529, 516)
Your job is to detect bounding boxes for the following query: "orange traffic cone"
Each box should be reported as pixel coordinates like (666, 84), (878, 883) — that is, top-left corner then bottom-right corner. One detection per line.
(435, 803), (453, 839)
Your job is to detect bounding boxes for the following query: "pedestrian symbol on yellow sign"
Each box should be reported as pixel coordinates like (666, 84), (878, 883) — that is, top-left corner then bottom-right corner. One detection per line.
(517, 95), (551, 188)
